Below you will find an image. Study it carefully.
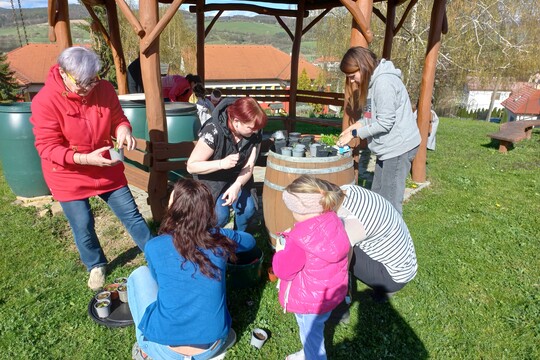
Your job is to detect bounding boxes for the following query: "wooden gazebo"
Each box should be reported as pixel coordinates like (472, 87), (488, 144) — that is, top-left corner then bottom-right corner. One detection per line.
(47, 0), (447, 221)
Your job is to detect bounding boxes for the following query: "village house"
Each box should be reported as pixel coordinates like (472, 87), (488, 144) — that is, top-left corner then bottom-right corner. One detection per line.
(7, 43), (321, 112)
(500, 85), (540, 122)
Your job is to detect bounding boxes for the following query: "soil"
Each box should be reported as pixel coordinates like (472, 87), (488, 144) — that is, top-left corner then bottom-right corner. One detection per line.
(253, 332), (266, 340)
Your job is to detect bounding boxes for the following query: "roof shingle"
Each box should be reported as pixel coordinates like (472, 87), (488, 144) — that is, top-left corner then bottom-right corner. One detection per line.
(501, 85), (540, 115)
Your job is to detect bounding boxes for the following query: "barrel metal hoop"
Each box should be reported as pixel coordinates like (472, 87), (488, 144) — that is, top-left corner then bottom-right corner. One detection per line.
(266, 159), (354, 174)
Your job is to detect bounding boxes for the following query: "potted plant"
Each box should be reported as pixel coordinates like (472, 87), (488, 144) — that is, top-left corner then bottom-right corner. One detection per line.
(94, 299), (111, 318)
(103, 283), (120, 300)
(117, 283), (128, 303)
(94, 291), (111, 302)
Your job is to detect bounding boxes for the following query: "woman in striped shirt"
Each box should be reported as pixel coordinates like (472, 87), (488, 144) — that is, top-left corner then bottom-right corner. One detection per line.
(307, 176), (418, 302)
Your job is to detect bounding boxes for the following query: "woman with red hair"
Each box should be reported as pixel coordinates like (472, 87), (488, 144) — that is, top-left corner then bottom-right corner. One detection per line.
(187, 97), (267, 231)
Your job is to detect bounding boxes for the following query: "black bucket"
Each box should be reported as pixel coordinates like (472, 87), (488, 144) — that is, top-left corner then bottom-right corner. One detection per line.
(226, 246), (263, 289)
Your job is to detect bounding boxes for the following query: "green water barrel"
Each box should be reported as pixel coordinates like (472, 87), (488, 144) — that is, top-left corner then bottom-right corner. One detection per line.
(165, 102), (200, 143)
(118, 94), (147, 140)
(0, 102), (50, 197)
(165, 103), (200, 181)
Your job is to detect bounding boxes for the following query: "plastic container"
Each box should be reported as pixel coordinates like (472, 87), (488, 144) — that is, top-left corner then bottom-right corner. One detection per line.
(0, 102), (50, 197)
(227, 247), (264, 289)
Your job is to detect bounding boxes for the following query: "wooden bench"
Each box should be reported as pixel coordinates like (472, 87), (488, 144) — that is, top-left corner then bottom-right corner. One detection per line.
(487, 120), (540, 153)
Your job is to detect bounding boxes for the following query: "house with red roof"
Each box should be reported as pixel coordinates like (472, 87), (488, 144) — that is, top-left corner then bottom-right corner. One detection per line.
(6, 43), (66, 101)
(8, 43), (321, 107)
(203, 44), (321, 90)
(500, 85), (540, 122)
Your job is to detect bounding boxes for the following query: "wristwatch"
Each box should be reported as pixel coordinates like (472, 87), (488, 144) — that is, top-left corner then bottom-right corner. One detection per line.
(351, 129), (358, 138)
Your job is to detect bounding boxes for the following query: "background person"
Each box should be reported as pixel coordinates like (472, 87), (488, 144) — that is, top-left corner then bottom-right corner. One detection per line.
(193, 83), (215, 126)
(209, 88), (222, 107)
(161, 75), (192, 102)
(272, 175), (350, 360)
(187, 97), (267, 231)
(30, 46), (152, 291)
(337, 46), (421, 215)
(129, 179), (255, 360)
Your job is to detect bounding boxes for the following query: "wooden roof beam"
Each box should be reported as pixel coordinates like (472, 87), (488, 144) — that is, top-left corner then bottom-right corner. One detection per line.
(339, 0), (374, 43)
(189, 4), (308, 18)
(115, 0), (145, 37)
(394, 0), (418, 35)
(82, 2), (112, 45)
(276, 16), (294, 41)
(205, 10), (224, 38)
(302, 8), (331, 35)
(141, 0), (185, 55)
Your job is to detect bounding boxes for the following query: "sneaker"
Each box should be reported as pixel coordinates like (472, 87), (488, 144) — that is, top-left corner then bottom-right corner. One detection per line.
(132, 342), (152, 360)
(88, 266), (106, 291)
(371, 290), (397, 304)
(286, 349), (305, 360)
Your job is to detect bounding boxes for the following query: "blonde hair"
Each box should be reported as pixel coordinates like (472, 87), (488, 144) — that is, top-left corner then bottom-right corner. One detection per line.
(340, 46), (378, 110)
(284, 175), (345, 212)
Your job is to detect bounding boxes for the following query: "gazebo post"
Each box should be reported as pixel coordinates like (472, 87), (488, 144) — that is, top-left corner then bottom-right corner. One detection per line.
(342, 0), (373, 133)
(51, 0), (73, 50)
(382, 0), (397, 59)
(104, 1), (128, 95)
(196, 0), (206, 83)
(412, 0), (446, 183)
(286, 0), (306, 133)
(139, 0), (169, 221)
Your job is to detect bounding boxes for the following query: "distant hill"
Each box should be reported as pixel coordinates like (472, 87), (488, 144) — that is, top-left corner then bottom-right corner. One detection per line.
(0, 5), (89, 28)
(0, 5), (317, 59)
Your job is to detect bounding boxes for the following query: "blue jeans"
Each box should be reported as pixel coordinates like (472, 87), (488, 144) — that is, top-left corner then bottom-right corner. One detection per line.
(128, 267), (229, 360)
(371, 146), (418, 215)
(215, 186), (256, 231)
(294, 311), (332, 360)
(60, 186), (151, 271)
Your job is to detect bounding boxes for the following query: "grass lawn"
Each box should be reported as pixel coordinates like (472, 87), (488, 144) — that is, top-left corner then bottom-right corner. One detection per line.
(0, 118), (539, 359)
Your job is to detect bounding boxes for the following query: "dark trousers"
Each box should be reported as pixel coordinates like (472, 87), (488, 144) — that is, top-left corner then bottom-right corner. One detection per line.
(351, 246), (407, 294)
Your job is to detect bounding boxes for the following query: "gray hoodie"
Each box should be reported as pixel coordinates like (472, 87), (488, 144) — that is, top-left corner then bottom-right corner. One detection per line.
(357, 59), (421, 160)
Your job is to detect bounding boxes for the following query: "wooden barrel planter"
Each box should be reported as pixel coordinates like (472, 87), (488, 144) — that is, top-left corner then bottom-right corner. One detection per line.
(262, 150), (355, 247)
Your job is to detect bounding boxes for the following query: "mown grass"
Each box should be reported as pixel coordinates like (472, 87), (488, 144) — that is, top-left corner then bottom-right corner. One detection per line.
(0, 118), (539, 359)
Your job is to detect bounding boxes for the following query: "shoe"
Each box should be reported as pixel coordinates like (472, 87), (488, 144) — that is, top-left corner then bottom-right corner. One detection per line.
(209, 329), (237, 360)
(328, 300), (350, 325)
(371, 290), (396, 304)
(286, 349), (305, 360)
(88, 266), (106, 291)
(132, 342), (153, 360)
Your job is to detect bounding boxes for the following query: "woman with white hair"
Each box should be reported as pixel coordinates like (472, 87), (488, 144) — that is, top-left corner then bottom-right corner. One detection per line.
(30, 46), (152, 291)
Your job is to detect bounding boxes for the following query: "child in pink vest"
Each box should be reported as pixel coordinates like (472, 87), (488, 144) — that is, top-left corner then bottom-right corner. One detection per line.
(272, 175), (350, 360)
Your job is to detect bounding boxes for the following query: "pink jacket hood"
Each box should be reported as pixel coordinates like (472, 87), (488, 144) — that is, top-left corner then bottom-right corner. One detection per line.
(272, 211), (350, 314)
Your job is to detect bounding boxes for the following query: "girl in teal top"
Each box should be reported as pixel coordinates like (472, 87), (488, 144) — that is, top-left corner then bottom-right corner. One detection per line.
(128, 179), (255, 360)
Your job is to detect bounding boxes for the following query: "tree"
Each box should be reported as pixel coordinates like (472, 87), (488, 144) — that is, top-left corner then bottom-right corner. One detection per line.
(0, 53), (20, 102)
(117, 2), (196, 75)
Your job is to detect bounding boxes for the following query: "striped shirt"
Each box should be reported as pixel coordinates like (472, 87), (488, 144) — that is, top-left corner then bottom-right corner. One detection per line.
(340, 185), (418, 283)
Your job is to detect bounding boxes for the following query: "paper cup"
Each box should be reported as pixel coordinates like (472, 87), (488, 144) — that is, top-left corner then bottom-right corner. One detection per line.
(109, 148), (124, 161)
(250, 328), (268, 349)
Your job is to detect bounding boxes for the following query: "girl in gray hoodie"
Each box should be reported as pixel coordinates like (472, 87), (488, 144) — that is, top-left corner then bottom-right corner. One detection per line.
(337, 47), (420, 215)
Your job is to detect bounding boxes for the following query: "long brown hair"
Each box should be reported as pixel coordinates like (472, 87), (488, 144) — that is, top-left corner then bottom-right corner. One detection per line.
(340, 46), (378, 110)
(159, 179), (237, 279)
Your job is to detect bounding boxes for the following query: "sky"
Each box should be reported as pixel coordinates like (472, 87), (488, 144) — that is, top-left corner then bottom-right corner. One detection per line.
(1, 0), (79, 8)
(5, 0), (291, 11)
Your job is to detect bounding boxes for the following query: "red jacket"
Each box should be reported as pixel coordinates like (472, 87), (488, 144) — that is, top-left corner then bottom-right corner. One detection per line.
(272, 211), (350, 314)
(30, 64), (130, 201)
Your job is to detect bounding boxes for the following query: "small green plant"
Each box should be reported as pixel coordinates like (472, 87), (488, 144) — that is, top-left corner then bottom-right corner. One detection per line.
(319, 134), (338, 146)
